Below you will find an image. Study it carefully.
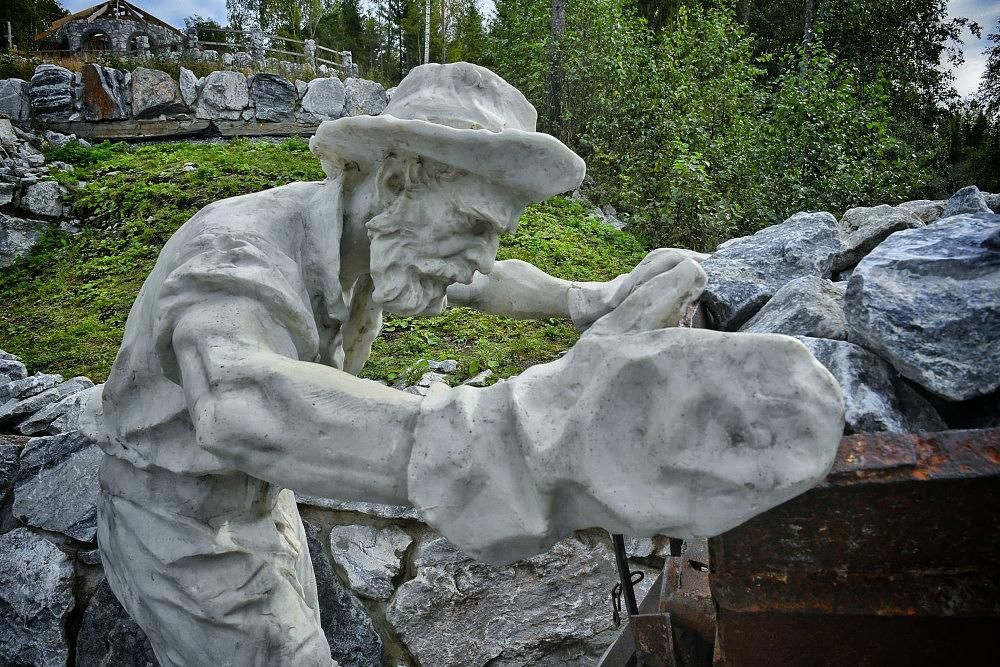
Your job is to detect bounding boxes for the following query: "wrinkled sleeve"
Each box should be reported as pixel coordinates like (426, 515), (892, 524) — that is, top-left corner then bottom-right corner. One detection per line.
(152, 232), (320, 384)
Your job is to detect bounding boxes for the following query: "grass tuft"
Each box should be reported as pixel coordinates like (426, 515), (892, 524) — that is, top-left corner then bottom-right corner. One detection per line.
(0, 139), (646, 384)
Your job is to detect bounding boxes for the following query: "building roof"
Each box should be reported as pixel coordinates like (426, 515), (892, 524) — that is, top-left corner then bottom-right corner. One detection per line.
(34, 0), (185, 42)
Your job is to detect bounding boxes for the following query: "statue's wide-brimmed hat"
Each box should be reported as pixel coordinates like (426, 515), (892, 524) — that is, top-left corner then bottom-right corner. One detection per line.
(310, 63), (586, 202)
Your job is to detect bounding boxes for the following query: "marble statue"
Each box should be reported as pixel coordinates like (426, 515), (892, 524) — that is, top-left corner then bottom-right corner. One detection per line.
(79, 62), (844, 666)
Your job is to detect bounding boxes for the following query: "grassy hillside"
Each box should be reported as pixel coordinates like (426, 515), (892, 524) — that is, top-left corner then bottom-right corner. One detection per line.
(0, 139), (647, 385)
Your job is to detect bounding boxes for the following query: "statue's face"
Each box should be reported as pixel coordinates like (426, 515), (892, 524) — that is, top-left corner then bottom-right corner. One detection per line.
(367, 162), (524, 316)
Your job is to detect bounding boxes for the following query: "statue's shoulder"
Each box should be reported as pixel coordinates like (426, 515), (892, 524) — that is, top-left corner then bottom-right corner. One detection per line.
(163, 181), (325, 257)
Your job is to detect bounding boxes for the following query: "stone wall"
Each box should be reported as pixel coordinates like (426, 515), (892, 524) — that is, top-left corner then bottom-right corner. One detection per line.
(0, 64), (388, 140)
(0, 119), (80, 267)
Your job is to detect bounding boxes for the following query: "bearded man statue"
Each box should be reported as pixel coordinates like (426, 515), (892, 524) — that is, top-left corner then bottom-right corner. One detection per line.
(80, 63), (844, 666)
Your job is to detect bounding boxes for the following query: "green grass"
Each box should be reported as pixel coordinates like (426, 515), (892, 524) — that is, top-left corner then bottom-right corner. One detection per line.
(0, 139), (647, 384)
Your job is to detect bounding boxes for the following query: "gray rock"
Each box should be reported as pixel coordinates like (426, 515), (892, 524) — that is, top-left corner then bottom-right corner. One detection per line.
(18, 388), (89, 435)
(740, 276), (847, 339)
(13, 431), (101, 542)
(0, 528), (75, 666)
(329, 524), (413, 600)
(898, 199), (946, 224)
(387, 534), (651, 667)
(296, 493), (420, 520)
(625, 536), (656, 558)
(0, 376), (92, 428)
(844, 213), (1000, 400)
(0, 212), (51, 266)
(195, 71), (249, 121)
(942, 185), (991, 218)
(74, 578), (157, 667)
(412, 535), (471, 568)
(795, 337), (945, 434)
(0, 350), (28, 384)
(78, 548), (102, 566)
(427, 358), (459, 373)
(344, 78), (387, 116)
(986, 192), (1000, 214)
(178, 67), (199, 106)
(0, 118), (18, 147)
(30, 64), (74, 121)
(462, 369), (494, 387)
(0, 444), (18, 505)
(20, 180), (63, 218)
(701, 212), (842, 330)
(0, 372), (63, 404)
(303, 522), (382, 667)
(415, 370), (449, 387)
(131, 67), (186, 119)
(42, 130), (75, 148)
(295, 79), (308, 99)
(249, 73), (297, 122)
(833, 205), (924, 272)
(301, 77), (346, 119)
(81, 64), (129, 121)
(0, 79), (31, 124)
(0, 182), (13, 207)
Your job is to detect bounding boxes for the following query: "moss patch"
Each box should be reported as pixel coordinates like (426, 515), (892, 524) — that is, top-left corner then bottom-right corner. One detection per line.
(0, 139), (646, 384)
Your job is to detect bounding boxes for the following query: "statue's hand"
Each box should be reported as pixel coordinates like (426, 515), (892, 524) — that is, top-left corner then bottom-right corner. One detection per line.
(569, 248), (709, 332)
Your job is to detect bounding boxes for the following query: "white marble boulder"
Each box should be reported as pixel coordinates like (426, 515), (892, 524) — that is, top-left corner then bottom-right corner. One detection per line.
(344, 78), (388, 116)
(178, 67), (200, 107)
(195, 71), (249, 121)
(301, 77), (346, 121)
(131, 67), (187, 119)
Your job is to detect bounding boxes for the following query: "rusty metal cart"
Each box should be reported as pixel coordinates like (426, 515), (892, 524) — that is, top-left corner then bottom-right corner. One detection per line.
(599, 427), (1000, 666)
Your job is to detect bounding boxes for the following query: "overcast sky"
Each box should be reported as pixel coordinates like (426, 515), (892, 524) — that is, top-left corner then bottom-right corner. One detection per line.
(62, 0), (998, 96)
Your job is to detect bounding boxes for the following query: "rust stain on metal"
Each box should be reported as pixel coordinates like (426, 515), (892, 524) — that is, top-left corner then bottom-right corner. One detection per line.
(631, 612), (677, 667)
(710, 427), (1000, 665)
(660, 538), (716, 644)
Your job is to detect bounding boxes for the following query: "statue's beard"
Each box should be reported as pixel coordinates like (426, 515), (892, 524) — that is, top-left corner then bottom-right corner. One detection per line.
(367, 210), (448, 316)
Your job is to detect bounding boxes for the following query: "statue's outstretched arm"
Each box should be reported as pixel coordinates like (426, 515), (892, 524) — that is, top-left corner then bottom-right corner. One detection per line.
(416, 260), (844, 563)
(171, 296), (421, 506)
(446, 248), (708, 329)
(170, 262), (842, 566)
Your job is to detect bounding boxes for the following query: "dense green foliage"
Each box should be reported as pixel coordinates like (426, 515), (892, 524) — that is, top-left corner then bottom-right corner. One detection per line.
(483, 1), (930, 250)
(0, 140), (645, 384)
(0, 0), (66, 54)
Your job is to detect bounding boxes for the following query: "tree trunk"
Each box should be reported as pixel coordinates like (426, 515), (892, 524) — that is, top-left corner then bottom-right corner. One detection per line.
(800, 0), (815, 77)
(440, 0), (447, 64)
(742, 1), (752, 25)
(424, 0), (431, 63)
(547, 0), (567, 134)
